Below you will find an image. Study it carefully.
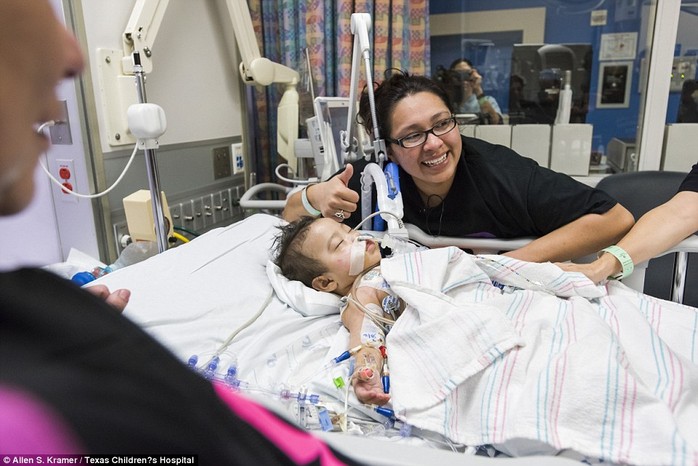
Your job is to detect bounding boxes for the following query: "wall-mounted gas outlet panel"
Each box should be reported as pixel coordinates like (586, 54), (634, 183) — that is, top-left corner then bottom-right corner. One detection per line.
(232, 143), (245, 175)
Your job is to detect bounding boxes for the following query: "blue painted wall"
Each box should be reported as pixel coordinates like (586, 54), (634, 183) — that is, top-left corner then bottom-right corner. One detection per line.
(428, 0), (687, 152)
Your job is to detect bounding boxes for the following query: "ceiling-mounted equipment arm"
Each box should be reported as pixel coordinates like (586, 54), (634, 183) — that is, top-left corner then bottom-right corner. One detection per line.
(223, 0), (298, 86)
(340, 13), (387, 167)
(121, 0), (170, 74)
(222, 0), (300, 171)
(117, 0), (300, 169)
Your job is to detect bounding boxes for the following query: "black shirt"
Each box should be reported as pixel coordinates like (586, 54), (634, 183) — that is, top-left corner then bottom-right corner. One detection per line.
(679, 163), (698, 193)
(344, 135), (617, 238)
(0, 268), (361, 465)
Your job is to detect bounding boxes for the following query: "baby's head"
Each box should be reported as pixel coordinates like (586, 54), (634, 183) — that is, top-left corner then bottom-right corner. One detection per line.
(273, 216), (382, 296)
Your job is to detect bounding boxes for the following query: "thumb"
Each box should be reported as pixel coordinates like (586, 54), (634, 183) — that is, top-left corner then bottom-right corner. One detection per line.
(337, 164), (354, 186)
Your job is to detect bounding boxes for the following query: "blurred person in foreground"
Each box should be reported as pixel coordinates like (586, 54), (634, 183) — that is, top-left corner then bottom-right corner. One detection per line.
(0, 2), (360, 464)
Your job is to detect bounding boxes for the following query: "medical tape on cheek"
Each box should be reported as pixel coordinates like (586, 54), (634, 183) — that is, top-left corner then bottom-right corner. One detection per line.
(349, 237), (366, 276)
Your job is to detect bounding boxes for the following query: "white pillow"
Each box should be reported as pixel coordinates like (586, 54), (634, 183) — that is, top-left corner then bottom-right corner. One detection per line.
(266, 260), (341, 316)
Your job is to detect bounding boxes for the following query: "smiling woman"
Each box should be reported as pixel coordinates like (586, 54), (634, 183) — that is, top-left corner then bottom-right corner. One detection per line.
(283, 71), (635, 264)
(385, 115), (458, 148)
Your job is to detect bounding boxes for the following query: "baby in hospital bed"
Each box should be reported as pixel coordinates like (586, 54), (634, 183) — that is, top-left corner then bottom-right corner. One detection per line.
(273, 215), (403, 407)
(272, 215), (698, 465)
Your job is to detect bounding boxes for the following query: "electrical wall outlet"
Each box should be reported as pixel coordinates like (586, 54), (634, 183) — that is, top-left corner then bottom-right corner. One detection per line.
(232, 143), (245, 175)
(55, 158), (77, 203)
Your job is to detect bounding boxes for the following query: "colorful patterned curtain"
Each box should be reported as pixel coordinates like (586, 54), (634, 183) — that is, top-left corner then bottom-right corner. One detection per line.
(247, 0), (430, 182)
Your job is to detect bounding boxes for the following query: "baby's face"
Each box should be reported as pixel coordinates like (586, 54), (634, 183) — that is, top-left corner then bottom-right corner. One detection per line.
(305, 218), (382, 278)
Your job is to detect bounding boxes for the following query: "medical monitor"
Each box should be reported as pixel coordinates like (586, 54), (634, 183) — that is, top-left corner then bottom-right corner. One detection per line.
(312, 97), (350, 180)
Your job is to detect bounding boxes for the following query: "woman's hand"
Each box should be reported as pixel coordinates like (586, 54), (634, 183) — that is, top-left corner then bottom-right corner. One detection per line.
(470, 69), (485, 97)
(555, 254), (618, 285)
(478, 99), (501, 125)
(86, 285), (131, 313)
(306, 164), (360, 222)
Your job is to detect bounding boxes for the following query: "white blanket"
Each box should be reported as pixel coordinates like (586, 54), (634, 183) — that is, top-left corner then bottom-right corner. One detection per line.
(91, 215), (698, 462)
(381, 247), (698, 466)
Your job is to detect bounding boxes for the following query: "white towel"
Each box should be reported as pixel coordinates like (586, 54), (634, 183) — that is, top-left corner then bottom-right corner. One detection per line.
(383, 247), (524, 410)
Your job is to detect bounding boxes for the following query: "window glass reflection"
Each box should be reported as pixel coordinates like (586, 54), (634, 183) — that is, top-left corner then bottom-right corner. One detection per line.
(670, 5), (698, 124)
(428, 1), (659, 175)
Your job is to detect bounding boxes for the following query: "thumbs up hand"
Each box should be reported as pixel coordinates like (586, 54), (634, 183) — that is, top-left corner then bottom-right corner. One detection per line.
(306, 164), (360, 222)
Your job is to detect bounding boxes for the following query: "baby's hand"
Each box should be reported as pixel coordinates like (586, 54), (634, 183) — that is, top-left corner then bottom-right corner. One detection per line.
(351, 348), (390, 406)
(353, 373), (391, 405)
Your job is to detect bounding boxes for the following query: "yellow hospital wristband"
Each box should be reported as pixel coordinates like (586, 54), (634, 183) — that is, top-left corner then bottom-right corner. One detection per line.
(601, 245), (634, 280)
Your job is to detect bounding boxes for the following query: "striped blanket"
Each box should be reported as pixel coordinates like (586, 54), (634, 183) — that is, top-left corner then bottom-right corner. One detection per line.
(382, 247), (698, 465)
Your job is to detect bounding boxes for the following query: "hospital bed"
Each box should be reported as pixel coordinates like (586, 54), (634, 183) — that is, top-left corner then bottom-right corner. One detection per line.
(90, 5), (695, 460)
(88, 212), (698, 466)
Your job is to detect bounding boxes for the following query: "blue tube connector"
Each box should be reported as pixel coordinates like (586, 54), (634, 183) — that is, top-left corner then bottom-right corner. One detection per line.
(187, 354), (198, 368)
(332, 345), (363, 364)
(374, 406), (395, 419)
(203, 356), (220, 380)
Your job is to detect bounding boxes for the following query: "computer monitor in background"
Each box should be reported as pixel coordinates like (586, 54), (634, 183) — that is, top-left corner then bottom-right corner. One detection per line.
(509, 43), (592, 125)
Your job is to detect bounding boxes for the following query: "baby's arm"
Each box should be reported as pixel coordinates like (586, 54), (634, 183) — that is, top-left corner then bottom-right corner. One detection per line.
(341, 287), (391, 406)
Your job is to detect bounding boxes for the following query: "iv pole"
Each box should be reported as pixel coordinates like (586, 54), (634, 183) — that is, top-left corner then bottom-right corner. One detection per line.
(116, 0), (297, 251)
(131, 52), (169, 253)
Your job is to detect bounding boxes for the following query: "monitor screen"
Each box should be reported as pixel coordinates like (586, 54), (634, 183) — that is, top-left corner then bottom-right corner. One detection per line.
(312, 97), (350, 180)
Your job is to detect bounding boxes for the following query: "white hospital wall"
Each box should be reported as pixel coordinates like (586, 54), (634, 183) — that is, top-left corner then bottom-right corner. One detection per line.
(80, 0), (243, 153)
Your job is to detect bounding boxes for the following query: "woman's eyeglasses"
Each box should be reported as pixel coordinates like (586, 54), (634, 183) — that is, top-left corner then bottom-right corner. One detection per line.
(387, 116), (458, 148)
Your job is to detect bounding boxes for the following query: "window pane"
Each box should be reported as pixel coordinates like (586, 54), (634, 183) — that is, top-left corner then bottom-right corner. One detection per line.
(428, 0), (664, 176)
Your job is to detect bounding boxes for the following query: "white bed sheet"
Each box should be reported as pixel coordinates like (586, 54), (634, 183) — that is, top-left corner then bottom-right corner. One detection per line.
(93, 215), (384, 429)
(379, 247), (698, 465)
(93, 213), (658, 465)
(96, 215), (341, 389)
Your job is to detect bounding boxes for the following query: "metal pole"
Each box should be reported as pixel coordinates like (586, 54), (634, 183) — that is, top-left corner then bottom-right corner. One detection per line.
(132, 52), (169, 253)
(671, 252), (687, 304)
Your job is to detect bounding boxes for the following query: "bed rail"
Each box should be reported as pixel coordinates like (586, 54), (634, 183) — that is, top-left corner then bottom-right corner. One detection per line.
(405, 224), (534, 255)
(406, 223), (698, 304)
(238, 183), (289, 212)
